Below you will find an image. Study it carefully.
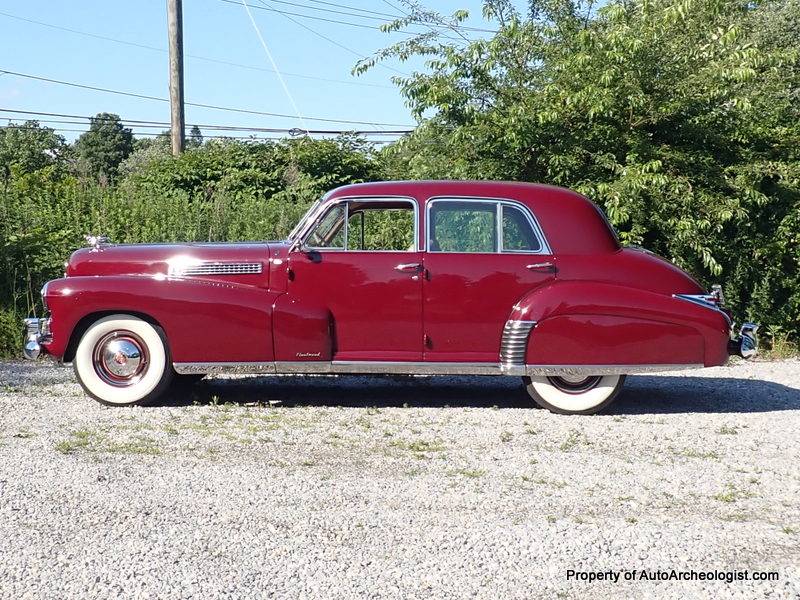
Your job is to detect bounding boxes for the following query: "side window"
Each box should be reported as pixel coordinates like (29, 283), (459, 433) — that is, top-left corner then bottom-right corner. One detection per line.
(304, 200), (416, 251)
(429, 201), (497, 253)
(306, 204), (345, 249)
(502, 205), (542, 252)
(346, 206), (415, 251)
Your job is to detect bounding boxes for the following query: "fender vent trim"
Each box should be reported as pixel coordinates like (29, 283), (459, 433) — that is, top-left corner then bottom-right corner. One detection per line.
(500, 319), (537, 374)
(170, 262), (263, 277)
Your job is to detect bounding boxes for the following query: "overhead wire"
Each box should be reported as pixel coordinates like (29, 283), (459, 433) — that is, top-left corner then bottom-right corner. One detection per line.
(240, 0), (309, 133)
(0, 9), (393, 89)
(0, 69), (416, 127)
(254, 0), (408, 76)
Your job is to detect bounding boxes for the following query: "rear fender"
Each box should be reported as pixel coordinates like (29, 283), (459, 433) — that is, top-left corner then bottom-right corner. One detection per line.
(509, 281), (730, 367)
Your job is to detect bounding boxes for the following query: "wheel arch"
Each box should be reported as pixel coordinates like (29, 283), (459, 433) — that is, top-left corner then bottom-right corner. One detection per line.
(63, 310), (167, 363)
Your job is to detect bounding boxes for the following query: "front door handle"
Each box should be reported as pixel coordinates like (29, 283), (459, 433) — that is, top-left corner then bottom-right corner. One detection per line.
(526, 261), (556, 273)
(395, 262), (422, 273)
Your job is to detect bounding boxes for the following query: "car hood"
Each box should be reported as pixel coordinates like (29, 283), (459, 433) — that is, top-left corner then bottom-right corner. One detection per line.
(66, 242), (275, 279)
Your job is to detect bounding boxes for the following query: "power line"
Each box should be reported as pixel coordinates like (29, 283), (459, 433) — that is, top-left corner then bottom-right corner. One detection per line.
(255, 0), (408, 76)
(0, 124), (398, 144)
(0, 68), (415, 127)
(241, 0), (309, 133)
(0, 9), (393, 90)
(0, 108), (411, 135)
(219, 0), (460, 40)
(228, 0), (497, 33)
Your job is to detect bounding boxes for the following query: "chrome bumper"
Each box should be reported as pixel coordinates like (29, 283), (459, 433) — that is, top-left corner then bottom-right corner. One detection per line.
(728, 322), (758, 359)
(23, 317), (51, 360)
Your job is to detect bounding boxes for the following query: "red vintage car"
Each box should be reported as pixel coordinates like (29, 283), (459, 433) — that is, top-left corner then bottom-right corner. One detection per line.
(23, 181), (757, 414)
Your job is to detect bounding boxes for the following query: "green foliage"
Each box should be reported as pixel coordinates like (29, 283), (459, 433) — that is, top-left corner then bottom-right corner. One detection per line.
(374, 0), (800, 341)
(0, 132), (382, 355)
(74, 113), (134, 183)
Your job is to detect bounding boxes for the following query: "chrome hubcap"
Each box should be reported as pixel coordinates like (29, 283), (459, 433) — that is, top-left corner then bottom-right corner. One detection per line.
(547, 375), (602, 394)
(92, 331), (148, 387)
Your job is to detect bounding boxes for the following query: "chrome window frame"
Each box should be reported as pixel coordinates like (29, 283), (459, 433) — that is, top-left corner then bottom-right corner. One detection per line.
(300, 195), (420, 253)
(426, 196), (552, 255)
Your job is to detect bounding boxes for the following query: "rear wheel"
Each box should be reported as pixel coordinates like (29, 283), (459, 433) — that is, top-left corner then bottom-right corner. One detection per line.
(522, 374), (626, 415)
(73, 315), (173, 406)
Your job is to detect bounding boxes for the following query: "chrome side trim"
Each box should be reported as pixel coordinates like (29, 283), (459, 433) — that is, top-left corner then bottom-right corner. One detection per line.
(500, 320), (537, 375)
(173, 361), (703, 376)
(174, 362), (276, 375)
(525, 363), (703, 376)
(170, 262), (263, 277)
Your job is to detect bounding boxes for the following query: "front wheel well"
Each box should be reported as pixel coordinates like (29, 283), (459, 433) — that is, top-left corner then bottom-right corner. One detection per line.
(62, 311), (166, 363)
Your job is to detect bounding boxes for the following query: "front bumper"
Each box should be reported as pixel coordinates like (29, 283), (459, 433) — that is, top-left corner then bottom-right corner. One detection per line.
(728, 322), (759, 359)
(23, 317), (51, 360)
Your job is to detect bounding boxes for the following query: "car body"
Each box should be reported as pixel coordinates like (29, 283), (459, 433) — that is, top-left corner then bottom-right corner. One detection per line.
(23, 181), (758, 413)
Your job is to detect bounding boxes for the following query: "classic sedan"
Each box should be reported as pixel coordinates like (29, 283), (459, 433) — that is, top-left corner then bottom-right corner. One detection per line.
(23, 181), (758, 414)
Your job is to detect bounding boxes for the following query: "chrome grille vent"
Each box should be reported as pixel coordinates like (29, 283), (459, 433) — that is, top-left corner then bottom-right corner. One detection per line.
(500, 320), (536, 370)
(170, 262), (262, 277)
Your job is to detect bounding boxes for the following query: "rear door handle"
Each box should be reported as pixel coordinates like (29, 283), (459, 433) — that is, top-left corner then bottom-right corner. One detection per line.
(395, 263), (422, 273)
(526, 261), (556, 272)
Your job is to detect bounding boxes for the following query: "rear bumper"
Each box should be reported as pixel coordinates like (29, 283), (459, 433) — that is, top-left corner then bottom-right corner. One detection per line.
(22, 317), (51, 360)
(728, 322), (758, 359)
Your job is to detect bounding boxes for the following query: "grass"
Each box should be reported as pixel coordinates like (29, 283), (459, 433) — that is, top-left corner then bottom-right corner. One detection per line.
(716, 424), (744, 435)
(449, 468), (485, 479)
(559, 429), (591, 452)
(672, 447), (720, 460)
(391, 439), (446, 454)
(56, 428), (162, 455)
(713, 483), (757, 503)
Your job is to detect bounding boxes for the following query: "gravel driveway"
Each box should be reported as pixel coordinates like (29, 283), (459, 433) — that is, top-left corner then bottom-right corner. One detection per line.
(0, 359), (798, 599)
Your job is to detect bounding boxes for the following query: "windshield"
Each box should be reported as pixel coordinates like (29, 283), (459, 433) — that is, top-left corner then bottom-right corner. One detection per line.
(287, 198), (322, 241)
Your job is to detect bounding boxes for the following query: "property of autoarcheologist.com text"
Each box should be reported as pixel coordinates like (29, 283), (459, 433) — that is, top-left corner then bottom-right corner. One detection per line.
(566, 569), (779, 584)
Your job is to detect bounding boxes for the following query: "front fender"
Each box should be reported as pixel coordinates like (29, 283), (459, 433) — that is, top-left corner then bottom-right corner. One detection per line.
(509, 281), (730, 367)
(43, 275), (280, 363)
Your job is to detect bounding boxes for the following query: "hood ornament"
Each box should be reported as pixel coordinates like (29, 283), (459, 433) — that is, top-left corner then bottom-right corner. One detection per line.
(84, 234), (110, 252)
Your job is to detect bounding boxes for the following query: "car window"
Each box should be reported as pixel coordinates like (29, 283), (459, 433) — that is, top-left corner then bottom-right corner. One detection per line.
(306, 204), (345, 249)
(429, 202), (497, 253)
(502, 205), (541, 252)
(346, 207), (414, 251)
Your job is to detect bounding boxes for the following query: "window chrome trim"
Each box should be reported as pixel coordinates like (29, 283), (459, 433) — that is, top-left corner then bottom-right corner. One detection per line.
(425, 196), (552, 255)
(300, 195), (419, 253)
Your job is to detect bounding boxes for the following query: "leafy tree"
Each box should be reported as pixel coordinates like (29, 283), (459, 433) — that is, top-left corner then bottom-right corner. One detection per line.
(0, 121), (66, 186)
(188, 125), (204, 148)
(74, 113), (134, 183)
(367, 0), (800, 340)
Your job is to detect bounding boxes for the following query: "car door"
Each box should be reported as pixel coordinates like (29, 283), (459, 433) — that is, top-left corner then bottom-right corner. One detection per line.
(287, 197), (423, 362)
(422, 198), (556, 363)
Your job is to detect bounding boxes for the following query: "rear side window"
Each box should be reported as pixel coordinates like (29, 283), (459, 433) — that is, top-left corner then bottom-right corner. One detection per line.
(429, 201), (496, 253)
(428, 199), (547, 253)
(502, 205), (541, 252)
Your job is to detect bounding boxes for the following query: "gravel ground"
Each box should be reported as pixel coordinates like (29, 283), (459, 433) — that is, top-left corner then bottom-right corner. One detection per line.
(0, 359), (798, 599)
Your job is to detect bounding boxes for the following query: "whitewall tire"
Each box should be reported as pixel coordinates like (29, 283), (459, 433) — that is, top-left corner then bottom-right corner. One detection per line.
(73, 315), (173, 406)
(522, 374), (626, 415)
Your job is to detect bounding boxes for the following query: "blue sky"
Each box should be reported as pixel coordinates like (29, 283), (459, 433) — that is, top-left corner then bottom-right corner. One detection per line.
(0, 0), (513, 143)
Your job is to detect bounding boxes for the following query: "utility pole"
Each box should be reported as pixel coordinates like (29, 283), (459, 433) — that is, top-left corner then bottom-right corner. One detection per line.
(167, 0), (185, 155)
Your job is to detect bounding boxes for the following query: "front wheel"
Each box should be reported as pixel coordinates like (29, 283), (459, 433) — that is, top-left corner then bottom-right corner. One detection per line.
(522, 374), (626, 415)
(73, 314), (173, 406)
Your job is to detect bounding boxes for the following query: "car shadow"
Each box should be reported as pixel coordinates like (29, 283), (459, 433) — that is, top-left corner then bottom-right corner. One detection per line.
(161, 373), (800, 414)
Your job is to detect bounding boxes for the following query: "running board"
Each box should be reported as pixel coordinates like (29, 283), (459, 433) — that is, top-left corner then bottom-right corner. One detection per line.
(173, 361), (703, 376)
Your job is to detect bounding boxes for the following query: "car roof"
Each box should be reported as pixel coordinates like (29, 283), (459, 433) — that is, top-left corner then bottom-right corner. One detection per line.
(326, 180), (620, 254)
